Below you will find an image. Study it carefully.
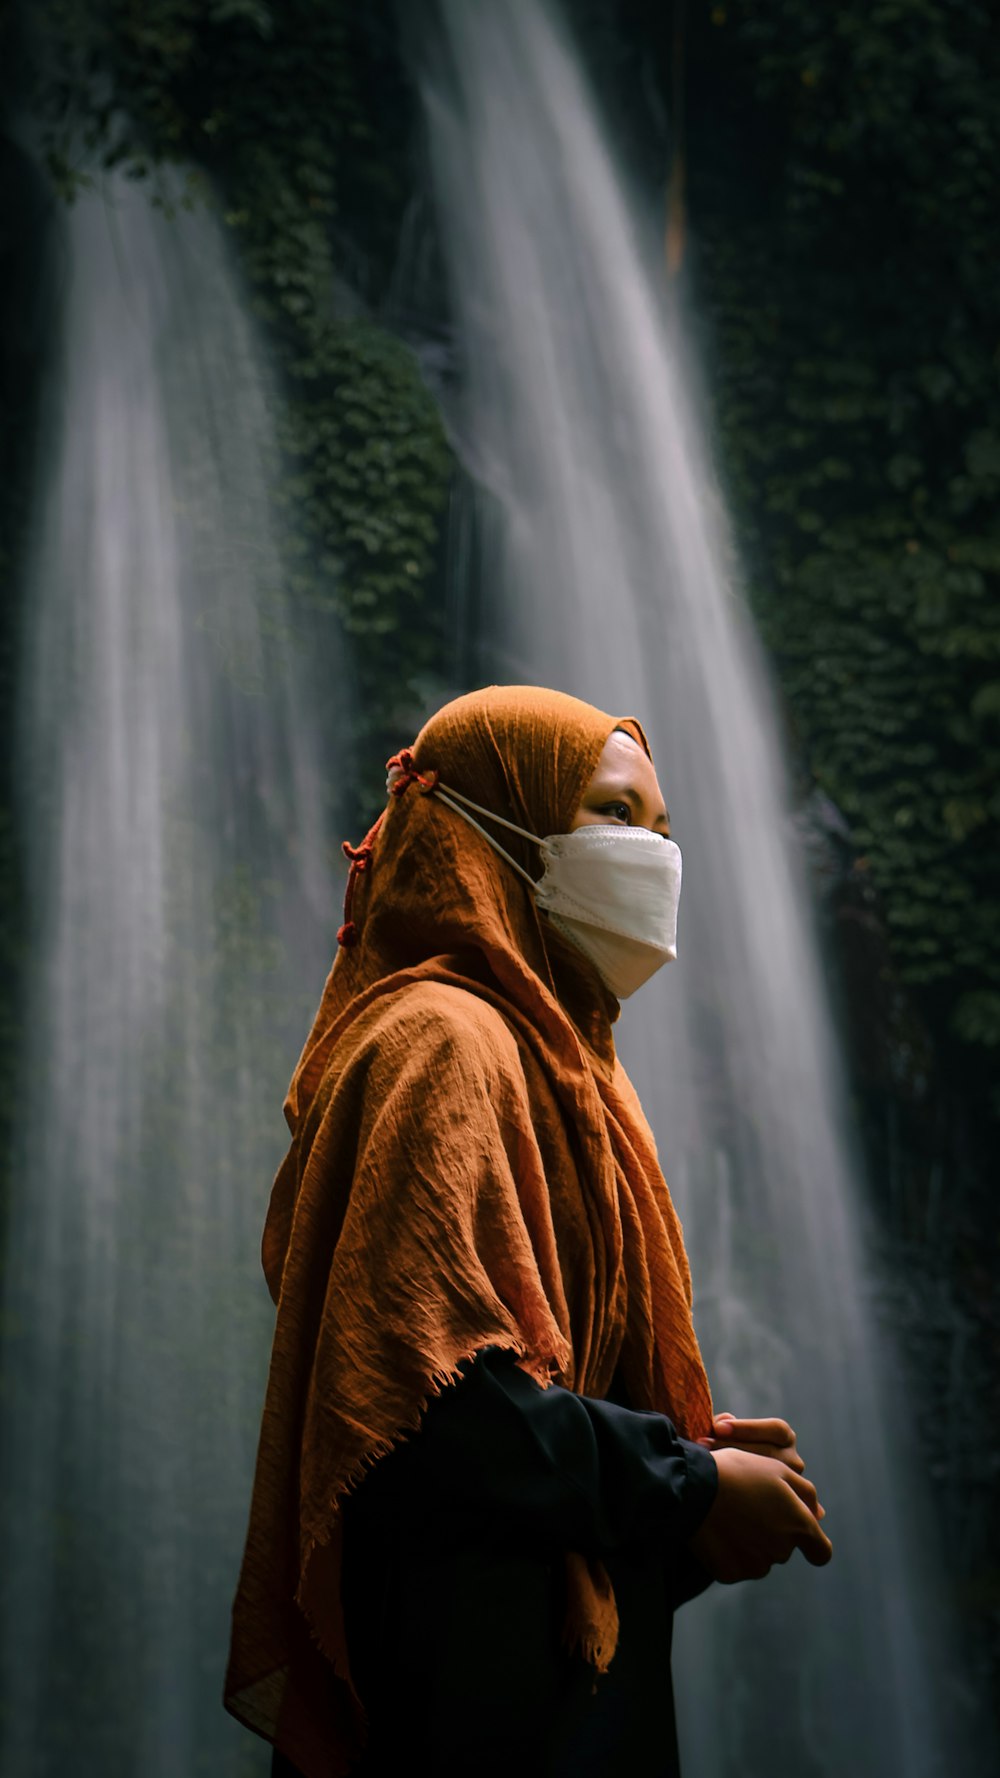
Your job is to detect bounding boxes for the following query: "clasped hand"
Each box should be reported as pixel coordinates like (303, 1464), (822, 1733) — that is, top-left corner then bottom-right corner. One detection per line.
(689, 1412), (833, 1584)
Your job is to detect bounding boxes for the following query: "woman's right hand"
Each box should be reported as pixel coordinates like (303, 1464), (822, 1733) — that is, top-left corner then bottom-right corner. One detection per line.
(689, 1446), (833, 1583)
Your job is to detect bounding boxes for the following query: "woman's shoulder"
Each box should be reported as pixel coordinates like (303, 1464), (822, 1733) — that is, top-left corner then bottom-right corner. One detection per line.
(346, 977), (525, 1087)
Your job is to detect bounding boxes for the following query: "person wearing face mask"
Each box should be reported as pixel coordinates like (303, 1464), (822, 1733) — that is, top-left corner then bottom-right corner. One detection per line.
(223, 685), (832, 1778)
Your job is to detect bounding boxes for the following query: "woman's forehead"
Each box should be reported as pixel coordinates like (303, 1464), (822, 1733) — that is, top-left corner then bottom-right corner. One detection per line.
(584, 730), (666, 808)
(595, 729), (654, 772)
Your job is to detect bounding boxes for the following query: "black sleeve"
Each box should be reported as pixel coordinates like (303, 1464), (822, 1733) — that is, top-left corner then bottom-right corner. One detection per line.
(349, 1346), (718, 1562)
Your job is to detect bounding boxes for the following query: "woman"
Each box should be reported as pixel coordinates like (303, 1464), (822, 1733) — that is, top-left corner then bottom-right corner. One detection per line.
(223, 685), (831, 1778)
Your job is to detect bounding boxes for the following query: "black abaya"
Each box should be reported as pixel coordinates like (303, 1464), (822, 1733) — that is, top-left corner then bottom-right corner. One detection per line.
(272, 1347), (717, 1778)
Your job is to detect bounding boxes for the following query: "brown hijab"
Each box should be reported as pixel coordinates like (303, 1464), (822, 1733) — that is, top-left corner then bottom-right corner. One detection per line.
(223, 685), (712, 1777)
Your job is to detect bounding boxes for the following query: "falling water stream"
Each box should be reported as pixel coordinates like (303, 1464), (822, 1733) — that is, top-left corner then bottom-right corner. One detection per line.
(407, 1), (969, 1772)
(0, 173), (338, 1776)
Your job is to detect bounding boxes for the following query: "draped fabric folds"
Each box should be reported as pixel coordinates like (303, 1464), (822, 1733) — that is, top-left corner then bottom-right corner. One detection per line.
(223, 685), (713, 1778)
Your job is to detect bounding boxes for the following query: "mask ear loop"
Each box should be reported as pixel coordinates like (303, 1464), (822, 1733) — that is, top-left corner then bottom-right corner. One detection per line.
(429, 785), (540, 889)
(339, 750), (542, 949)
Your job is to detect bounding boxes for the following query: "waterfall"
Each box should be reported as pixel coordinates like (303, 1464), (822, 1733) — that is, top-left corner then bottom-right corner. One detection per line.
(0, 170), (340, 1776)
(407, 1), (970, 1771)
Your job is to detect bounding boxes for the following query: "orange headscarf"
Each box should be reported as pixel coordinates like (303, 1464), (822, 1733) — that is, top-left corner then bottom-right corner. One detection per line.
(224, 685), (712, 1778)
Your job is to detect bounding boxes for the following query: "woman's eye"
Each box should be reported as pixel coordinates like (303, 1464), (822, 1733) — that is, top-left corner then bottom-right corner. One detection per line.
(602, 802), (632, 823)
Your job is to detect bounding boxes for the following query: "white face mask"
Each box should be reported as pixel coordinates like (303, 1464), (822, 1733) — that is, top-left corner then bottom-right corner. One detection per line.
(534, 824), (681, 999)
(395, 770), (682, 1001)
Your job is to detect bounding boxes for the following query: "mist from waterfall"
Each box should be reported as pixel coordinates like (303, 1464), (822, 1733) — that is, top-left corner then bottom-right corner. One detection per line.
(0, 172), (340, 1777)
(408, 1), (972, 1772)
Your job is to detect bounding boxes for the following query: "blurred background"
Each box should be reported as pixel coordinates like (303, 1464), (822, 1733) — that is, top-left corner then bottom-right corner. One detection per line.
(0, 2), (997, 1775)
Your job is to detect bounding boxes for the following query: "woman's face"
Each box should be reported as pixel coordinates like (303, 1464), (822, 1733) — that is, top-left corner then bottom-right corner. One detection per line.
(570, 730), (670, 836)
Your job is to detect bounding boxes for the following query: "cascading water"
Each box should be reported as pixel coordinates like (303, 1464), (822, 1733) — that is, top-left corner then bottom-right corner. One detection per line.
(406, 1), (974, 1772)
(0, 170), (339, 1776)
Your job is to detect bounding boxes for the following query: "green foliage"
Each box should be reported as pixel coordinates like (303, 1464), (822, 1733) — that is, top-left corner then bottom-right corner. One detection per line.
(30, 0), (453, 821)
(278, 318), (451, 659)
(689, 0), (1000, 1099)
(953, 989), (1000, 1048)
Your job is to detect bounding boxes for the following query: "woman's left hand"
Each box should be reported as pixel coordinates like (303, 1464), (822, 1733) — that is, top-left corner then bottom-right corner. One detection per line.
(697, 1414), (806, 1479)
